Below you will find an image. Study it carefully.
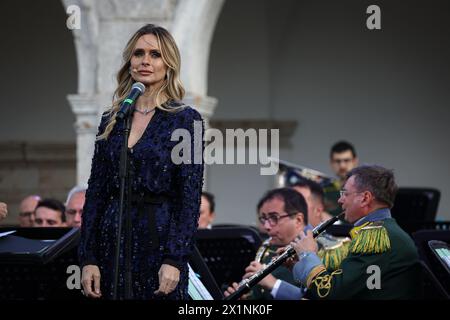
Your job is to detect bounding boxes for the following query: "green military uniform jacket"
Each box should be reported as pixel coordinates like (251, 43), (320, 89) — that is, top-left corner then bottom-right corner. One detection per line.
(250, 230), (351, 300)
(295, 209), (421, 299)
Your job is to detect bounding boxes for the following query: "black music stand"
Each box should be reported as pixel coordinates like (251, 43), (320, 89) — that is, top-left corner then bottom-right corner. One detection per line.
(427, 240), (450, 297)
(195, 227), (262, 291)
(188, 245), (223, 300)
(391, 187), (440, 234)
(0, 227), (222, 300)
(412, 230), (450, 299)
(0, 227), (81, 300)
(412, 230), (450, 268)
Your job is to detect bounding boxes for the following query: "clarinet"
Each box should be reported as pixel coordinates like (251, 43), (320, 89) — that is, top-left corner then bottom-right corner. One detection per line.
(224, 211), (345, 301)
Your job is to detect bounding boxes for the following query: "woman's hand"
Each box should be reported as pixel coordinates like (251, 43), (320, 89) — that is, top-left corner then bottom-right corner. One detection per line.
(154, 264), (180, 296)
(81, 265), (102, 298)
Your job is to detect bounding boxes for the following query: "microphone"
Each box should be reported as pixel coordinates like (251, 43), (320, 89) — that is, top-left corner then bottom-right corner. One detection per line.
(116, 82), (146, 120)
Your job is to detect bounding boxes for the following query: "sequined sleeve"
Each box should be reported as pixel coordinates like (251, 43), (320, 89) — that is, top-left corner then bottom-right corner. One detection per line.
(162, 108), (204, 270)
(78, 114), (110, 268)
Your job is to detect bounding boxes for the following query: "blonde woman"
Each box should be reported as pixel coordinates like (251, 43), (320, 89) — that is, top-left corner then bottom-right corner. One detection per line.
(79, 24), (204, 300)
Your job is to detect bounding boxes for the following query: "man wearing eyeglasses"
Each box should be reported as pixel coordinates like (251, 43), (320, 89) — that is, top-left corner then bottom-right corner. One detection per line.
(65, 186), (87, 228)
(323, 141), (359, 216)
(243, 180), (351, 300)
(18, 195), (41, 227)
(290, 165), (421, 299)
(224, 188), (309, 300)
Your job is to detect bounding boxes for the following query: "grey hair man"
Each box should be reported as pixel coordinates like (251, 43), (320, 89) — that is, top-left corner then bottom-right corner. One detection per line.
(65, 185), (87, 228)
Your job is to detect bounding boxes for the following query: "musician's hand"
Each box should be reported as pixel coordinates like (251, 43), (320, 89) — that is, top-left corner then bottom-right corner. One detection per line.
(154, 264), (180, 296)
(243, 261), (264, 279)
(291, 230), (318, 256)
(242, 261), (277, 290)
(223, 282), (250, 300)
(274, 246), (299, 270)
(224, 282), (239, 298)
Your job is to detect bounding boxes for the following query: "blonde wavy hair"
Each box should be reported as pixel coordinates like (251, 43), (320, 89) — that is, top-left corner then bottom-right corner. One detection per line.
(98, 24), (185, 140)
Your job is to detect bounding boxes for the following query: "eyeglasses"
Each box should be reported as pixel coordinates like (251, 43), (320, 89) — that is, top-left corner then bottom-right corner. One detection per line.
(258, 212), (297, 226)
(339, 190), (363, 198)
(65, 208), (83, 216)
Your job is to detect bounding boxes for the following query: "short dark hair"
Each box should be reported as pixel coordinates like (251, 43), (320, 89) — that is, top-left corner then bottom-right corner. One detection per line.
(347, 165), (398, 208)
(257, 188), (308, 225)
(35, 198), (66, 222)
(330, 141), (357, 159)
(201, 191), (215, 213)
(291, 180), (324, 206)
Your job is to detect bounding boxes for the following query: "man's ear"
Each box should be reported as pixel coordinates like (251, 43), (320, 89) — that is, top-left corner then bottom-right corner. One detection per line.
(360, 191), (373, 207)
(296, 212), (305, 226)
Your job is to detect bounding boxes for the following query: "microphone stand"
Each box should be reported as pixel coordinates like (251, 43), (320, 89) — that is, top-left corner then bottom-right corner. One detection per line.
(113, 105), (134, 300)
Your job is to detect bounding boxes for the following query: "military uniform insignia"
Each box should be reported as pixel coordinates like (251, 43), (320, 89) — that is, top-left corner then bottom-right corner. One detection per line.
(311, 269), (343, 298)
(349, 221), (391, 255)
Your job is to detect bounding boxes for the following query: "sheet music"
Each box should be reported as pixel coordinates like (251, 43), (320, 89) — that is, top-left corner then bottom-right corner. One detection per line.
(188, 263), (214, 300)
(0, 230), (16, 238)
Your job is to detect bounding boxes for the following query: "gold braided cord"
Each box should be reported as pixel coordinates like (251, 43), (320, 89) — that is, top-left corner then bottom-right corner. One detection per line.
(306, 265), (327, 288)
(312, 269), (343, 298)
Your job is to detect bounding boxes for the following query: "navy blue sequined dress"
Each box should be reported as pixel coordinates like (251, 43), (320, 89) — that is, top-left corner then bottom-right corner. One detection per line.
(78, 101), (204, 300)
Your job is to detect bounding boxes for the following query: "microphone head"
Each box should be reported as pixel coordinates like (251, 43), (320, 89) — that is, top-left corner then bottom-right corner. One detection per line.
(132, 82), (145, 94)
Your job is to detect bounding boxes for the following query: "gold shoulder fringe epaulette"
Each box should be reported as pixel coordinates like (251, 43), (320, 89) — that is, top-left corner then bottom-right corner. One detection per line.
(317, 235), (351, 270)
(349, 221), (391, 255)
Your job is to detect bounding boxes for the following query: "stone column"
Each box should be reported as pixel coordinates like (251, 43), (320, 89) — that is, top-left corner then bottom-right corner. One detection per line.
(66, 94), (99, 185)
(183, 94), (218, 129)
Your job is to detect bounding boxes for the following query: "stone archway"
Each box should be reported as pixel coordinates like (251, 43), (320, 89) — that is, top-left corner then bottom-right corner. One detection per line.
(171, 0), (225, 127)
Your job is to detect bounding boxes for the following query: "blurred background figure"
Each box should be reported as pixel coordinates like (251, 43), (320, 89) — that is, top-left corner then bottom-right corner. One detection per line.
(291, 180), (326, 227)
(65, 186), (86, 228)
(329, 141), (359, 182)
(34, 198), (66, 227)
(18, 195), (41, 227)
(199, 191), (216, 229)
(0, 202), (7, 221)
(323, 141), (359, 216)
